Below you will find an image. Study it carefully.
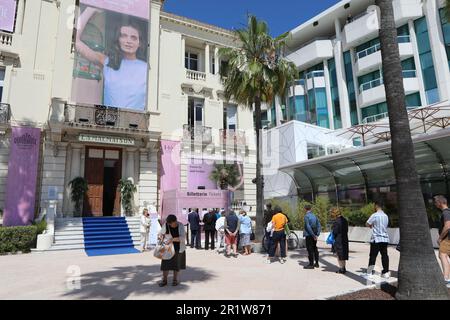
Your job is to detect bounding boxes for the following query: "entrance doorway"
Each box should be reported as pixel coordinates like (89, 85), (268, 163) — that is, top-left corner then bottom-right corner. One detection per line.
(83, 147), (122, 217)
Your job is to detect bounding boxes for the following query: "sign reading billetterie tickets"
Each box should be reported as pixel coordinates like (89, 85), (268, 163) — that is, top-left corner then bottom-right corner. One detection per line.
(72, 0), (149, 111)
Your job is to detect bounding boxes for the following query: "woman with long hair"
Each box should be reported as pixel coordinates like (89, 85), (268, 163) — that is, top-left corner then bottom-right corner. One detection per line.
(76, 7), (147, 110)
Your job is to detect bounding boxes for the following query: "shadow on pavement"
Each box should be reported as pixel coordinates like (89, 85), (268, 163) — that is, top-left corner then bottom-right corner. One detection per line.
(63, 264), (215, 300)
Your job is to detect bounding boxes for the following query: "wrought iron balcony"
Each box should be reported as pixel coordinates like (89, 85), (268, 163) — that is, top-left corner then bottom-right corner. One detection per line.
(183, 124), (212, 144)
(0, 103), (11, 125)
(64, 104), (149, 131)
(219, 129), (246, 146)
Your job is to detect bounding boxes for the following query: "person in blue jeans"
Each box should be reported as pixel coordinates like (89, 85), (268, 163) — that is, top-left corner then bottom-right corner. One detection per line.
(303, 204), (321, 269)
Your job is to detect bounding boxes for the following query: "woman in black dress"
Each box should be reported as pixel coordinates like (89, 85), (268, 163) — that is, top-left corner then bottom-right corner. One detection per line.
(158, 214), (186, 287)
(331, 208), (349, 274)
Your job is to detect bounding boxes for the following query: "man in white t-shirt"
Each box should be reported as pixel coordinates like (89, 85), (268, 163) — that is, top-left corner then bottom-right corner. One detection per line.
(366, 201), (390, 278)
(215, 211), (226, 254)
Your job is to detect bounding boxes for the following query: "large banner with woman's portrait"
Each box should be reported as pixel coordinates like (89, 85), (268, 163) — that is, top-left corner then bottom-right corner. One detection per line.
(72, 0), (149, 111)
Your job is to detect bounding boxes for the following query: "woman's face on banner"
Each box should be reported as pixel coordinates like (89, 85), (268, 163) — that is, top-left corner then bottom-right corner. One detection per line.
(119, 26), (140, 55)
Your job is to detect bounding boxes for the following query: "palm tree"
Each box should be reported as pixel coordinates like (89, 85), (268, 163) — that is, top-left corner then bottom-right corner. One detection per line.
(376, 0), (449, 299)
(209, 163), (240, 190)
(219, 15), (297, 240)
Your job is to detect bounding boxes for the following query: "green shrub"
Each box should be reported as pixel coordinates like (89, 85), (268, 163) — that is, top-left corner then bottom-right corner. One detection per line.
(269, 199), (299, 229)
(296, 199), (312, 231)
(0, 226), (38, 254)
(311, 196), (331, 231)
(32, 216), (47, 235)
(342, 203), (375, 226)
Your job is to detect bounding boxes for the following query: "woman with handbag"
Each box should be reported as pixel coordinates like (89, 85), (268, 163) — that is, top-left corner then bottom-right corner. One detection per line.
(238, 210), (253, 255)
(330, 207), (349, 274)
(158, 214), (186, 287)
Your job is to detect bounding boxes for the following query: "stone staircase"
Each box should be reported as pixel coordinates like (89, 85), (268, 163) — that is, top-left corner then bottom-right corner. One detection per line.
(47, 217), (141, 251)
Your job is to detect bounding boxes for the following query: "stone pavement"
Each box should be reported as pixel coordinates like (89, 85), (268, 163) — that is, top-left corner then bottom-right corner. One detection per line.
(0, 241), (409, 300)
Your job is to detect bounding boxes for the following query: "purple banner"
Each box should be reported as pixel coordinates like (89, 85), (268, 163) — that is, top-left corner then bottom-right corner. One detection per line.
(3, 127), (41, 226)
(0, 0), (17, 32)
(187, 161), (217, 190)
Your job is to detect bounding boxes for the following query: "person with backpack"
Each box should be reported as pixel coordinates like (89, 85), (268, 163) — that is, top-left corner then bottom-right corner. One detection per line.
(203, 209), (217, 250)
(303, 204), (321, 269)
(224, 210), (240, 258)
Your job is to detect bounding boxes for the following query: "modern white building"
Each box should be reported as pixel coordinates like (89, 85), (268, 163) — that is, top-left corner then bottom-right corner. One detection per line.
(0, 0), (257, 235)
(264, 0), (450, 210)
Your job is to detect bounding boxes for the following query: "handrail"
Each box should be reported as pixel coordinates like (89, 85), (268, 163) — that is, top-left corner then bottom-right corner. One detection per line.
(397, 35), (411, 43)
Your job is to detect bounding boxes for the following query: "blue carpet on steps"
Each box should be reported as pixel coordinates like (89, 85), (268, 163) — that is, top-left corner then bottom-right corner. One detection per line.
(85, 247), (140, 257)
(82, 217), (139, 256)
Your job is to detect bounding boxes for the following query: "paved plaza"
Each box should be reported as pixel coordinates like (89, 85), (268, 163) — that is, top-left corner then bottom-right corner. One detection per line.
(0, 241), (410, 300)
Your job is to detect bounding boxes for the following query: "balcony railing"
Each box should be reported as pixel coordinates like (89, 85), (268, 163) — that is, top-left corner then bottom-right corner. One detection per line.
(219, 129), (246, 146)
(357, 43), (381, 60)
(363, 106), (420, 124)
(359, 70), (417, 93)
(0, 103), (11, 125)
(186, 69), (206, 81)
(0, 31), (13, 47)
(356, 36), (411, 60)
(64, 104), (149, 131)
(306, 70), (325, 79)
(183, 124), (212, 144)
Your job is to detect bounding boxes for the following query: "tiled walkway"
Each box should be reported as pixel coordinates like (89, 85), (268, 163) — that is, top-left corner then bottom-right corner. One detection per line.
(0, 241), (407, 300)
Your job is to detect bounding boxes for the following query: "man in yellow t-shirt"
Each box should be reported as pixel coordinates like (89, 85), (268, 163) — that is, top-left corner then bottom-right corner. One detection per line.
(266, 206), (288, 264)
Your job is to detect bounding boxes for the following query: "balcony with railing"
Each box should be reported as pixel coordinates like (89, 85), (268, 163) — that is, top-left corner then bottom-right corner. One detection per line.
(183, 124), (212, 145)
(219, 129), (246, 147)
(64, 104), (150, 132)
(355, 36), (413, 75)
(0, 30), (20, 56)
(0, 103), (11, 126)
(359, 70), (420, 107)
(363, 106), (420, 124)
(305, 70), (326, 89)
(186, 69), (206, 81)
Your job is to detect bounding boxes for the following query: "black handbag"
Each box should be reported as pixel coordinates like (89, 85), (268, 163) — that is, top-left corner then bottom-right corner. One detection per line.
(250, 222), (255, 241)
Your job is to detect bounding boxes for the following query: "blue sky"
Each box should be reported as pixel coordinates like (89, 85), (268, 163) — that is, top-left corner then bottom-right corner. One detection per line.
(163, 0), (341, 36)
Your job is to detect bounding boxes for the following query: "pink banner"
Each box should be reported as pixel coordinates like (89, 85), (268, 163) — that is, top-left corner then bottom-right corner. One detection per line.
(3, 127), (41, 226)
(159, 140), (181, 215)
(0, 0), (17, 32)
(81, 0), (149, 19)
(187, 161), (217, 190)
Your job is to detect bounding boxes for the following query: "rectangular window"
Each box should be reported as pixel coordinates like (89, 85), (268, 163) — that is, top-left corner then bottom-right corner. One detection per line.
(344, 51), (359, 125)
(185, 52), (198, 71)
(224, 104), (237, 130)
(188, 97), (204, 127)
(439, 8), (450, 68)
(328, 58), (342, 129)
(414, 17), (439, 104)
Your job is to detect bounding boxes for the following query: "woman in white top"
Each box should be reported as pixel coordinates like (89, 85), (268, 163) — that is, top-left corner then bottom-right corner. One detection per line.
(147, 206), (161, 249)
(139, 208), (150, 252)
(76, 7), (147, 110)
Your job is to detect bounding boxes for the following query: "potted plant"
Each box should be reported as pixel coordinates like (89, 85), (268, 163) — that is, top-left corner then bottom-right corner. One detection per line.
(118, 178), (137, 216)
(68, 177), (89, 217)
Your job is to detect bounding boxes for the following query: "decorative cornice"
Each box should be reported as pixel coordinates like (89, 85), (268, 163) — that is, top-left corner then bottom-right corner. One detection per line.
(160, 11), (237, 40)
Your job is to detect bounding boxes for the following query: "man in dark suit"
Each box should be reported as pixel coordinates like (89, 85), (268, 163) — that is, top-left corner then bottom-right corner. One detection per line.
(188, 208), (202, 249)
(203, 209), (217, 250)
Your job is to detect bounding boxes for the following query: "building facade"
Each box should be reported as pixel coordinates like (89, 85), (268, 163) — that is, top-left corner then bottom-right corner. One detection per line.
(263, 0), (450, 213)
(266, 0), (450, 130)
(0, 0), (256, 226)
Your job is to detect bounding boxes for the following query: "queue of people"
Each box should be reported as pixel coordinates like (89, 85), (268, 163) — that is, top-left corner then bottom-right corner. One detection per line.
(148, 195), (450, 288)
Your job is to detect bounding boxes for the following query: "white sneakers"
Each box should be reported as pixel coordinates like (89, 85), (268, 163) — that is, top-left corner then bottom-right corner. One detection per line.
(381, 272), (391, 279)
(280, 258), (286, 264)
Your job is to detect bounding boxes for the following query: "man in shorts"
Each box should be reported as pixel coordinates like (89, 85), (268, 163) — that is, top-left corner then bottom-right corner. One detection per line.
(434, 195), (450, 286)
(224, 210), (240, 258)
